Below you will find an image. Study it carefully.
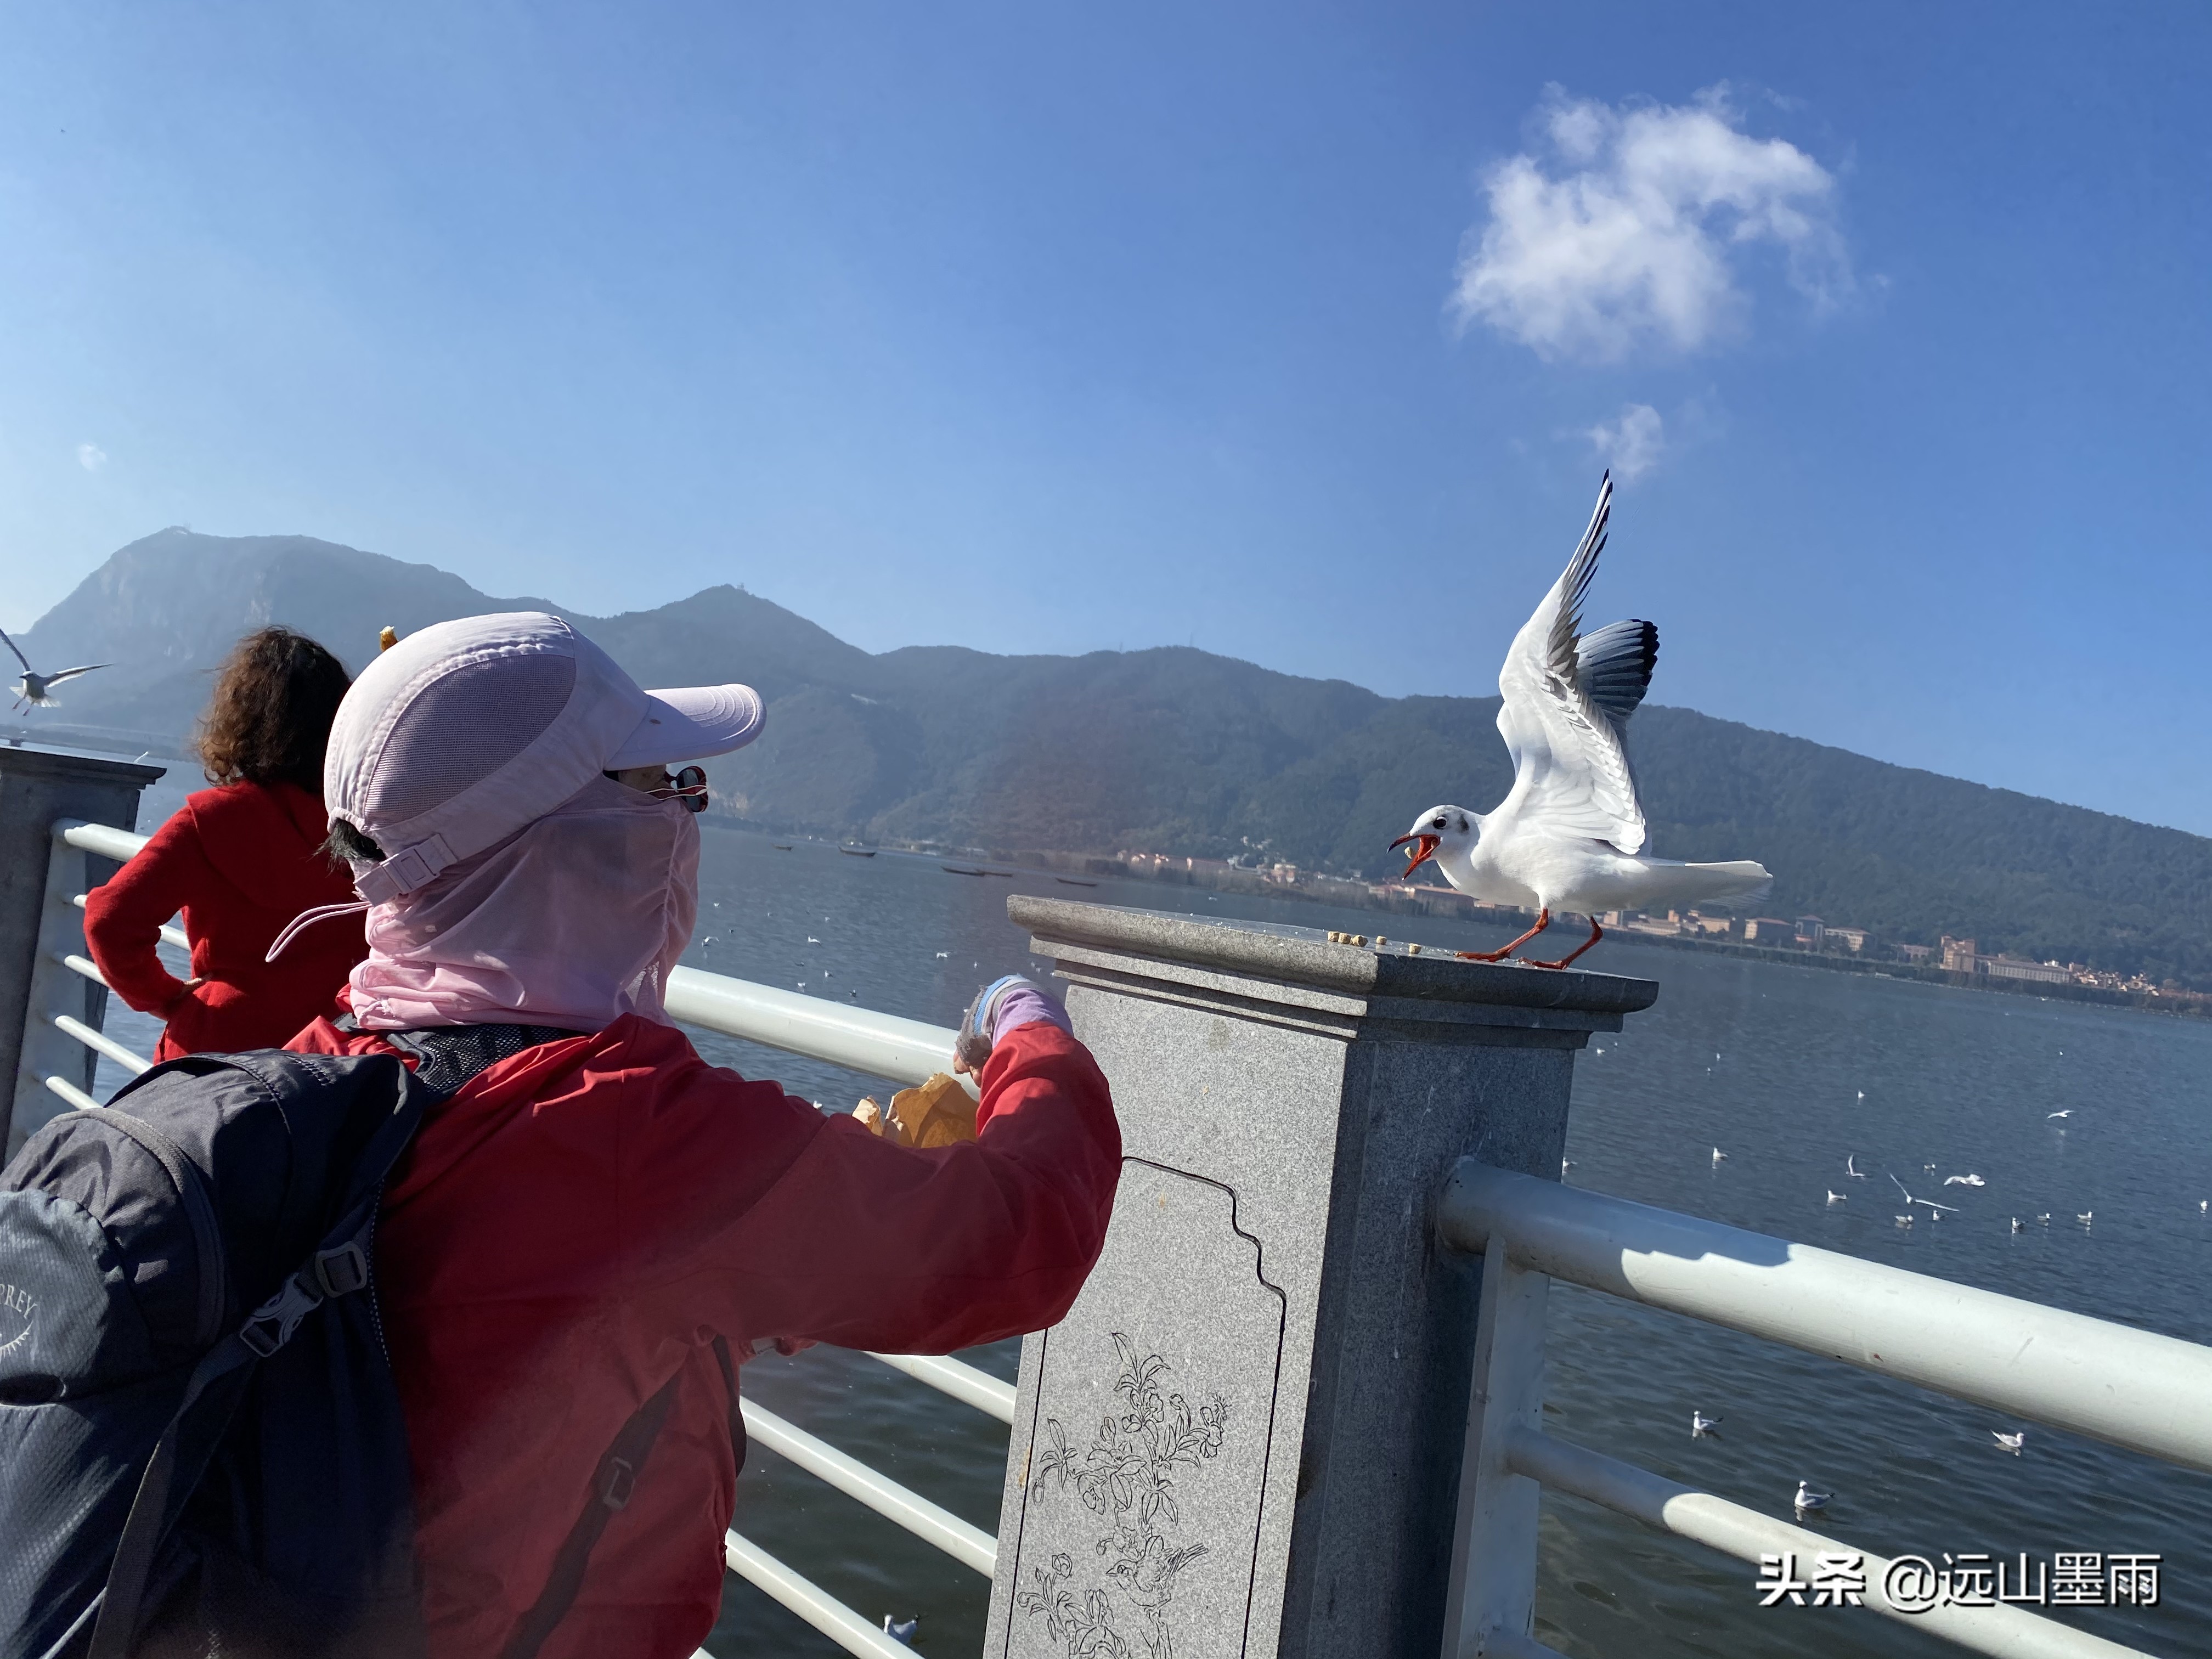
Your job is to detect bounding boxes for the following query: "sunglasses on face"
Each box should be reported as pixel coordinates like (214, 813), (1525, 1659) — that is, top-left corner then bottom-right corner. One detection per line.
(607, 765), (709, 812)
(654, 765), (709, 813)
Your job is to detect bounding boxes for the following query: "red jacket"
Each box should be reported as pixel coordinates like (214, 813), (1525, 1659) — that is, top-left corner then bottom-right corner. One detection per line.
(288, 1012), (1120, 1659)
(83, 781), (367, 1060)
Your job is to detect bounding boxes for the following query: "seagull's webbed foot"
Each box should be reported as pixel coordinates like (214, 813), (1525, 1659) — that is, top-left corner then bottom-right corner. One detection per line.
(1458, 909), (1551, 962)
(1523, 916), (1604, 971)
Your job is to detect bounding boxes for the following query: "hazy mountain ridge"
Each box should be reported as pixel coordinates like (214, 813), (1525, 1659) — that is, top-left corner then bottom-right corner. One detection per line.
(16, 529), (2211, 989)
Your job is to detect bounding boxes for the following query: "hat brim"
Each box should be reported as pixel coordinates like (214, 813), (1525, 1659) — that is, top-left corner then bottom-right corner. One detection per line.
(608, 684), (765, 769)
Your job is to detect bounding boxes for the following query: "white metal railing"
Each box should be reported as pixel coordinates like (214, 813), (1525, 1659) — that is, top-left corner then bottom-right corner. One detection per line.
(30, 816), (1009, 1659)
(1438, 1161), (2205, 1659)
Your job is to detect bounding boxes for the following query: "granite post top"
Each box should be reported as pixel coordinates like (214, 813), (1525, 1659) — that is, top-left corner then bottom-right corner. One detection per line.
(1008, 894), (1658, 1017)
(0, 744), (167, 785)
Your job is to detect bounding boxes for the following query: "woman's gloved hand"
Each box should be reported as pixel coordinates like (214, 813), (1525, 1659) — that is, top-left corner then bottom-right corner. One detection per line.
(954, 975), (1073, 1075)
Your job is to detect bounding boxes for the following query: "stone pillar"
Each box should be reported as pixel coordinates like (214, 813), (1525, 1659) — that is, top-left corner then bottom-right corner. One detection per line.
(0, 746), (165, 1154)
(984, 897), (1656, 1659)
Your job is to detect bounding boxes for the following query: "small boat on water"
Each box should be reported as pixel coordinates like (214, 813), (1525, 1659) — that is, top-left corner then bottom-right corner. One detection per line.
(772, 844), (794, 851)
(1055, 877), (1099, 887)
(839, 844), (877, 857)
(942, 865), (988, 877)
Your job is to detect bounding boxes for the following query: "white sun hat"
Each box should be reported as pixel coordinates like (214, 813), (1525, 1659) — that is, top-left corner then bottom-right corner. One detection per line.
(325, 611), (762, 904)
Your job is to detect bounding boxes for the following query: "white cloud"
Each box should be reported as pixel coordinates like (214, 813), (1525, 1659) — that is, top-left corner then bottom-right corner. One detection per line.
(1585, 403), (1665, 482)
(1452, 86), (1850, 363)
(76, 443), (108, 472)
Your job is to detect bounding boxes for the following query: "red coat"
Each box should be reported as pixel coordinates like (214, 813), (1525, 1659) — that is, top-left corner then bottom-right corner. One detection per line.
(83, 781), (368, 1059)
(287, 1012), (1120, 1659)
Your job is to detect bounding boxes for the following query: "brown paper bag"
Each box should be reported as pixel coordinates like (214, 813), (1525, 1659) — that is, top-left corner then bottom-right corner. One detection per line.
(892, 1072), (978, 1148)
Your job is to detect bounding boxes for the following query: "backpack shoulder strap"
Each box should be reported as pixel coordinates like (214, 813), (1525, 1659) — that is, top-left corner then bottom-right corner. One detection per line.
(496, 1368), (688, 1659)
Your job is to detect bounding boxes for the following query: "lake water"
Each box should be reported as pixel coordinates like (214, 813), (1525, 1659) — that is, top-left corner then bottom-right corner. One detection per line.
(88, 806), (2212, 1658)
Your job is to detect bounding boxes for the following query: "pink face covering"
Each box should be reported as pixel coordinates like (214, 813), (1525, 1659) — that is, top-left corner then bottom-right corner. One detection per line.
(344, 775), (700, 1032)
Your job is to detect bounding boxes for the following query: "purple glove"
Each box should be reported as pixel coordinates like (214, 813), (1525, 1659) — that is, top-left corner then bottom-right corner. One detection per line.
(955, 975), (1072, 1071)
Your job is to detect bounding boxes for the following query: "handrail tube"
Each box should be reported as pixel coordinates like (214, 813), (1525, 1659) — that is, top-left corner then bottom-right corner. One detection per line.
(1506, 1427), (2151, 1659)
(1442, 1161), (2212, 1475)
(57, 819), (150, 862)
(51, 1014), (150, 1076)
(723, 1530), (916, 1659)
(661, 967), (979, 1096)
(41, 1075), (99, 1113)
(740, 1398), (997, 1576)
(59, 953), (106, 988)
(864, 1351), (1017, 1424)
(70, 892), (187, 952)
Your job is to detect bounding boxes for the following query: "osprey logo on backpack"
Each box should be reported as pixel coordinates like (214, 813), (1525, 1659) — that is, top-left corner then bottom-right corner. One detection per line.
(0, 1278), (33, 1359)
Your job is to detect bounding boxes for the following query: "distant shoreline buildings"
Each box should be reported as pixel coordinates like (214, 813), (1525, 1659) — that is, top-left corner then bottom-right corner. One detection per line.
(1099, 850), (2206, 1013)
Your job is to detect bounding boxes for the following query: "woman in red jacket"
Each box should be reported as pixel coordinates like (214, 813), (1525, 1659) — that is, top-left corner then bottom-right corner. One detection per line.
(84, 625), (364, 1058)
(289, 612), (1121, 1658)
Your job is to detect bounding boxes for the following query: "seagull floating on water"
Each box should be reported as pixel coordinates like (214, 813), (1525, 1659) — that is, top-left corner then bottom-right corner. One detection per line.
(1943, 1174), (1987, 1187)
(1711, 1147), (1728, 1165)
(1691, 1411), (1721, 1438)
(1826, 1190), (1846, 1205)
(1, 627), (108, 713)
(2077, 1211), (2094, 1226)
(1895, 1214), (1914, 1228)
(1391, 476), (1770, 969)
(1794, 1481), (1831, 1514)
(2037, 1213), (2051, 1225)
(2011, 1217), (2025, 1232)
(2047, 1110), (2072, 1120)
(1993, 1430), (2026, 1454)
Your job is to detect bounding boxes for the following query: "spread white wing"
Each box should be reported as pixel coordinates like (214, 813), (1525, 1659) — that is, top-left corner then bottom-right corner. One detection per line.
(42, 664), (109, 686)
(0, 628), (31, 676)
(1494, 473), (1657, 855)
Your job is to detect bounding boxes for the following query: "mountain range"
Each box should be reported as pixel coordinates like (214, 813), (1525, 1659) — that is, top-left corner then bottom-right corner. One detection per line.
(14, 527), (2212, 990)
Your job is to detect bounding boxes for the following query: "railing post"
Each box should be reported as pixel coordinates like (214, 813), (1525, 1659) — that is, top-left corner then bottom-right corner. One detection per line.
(985, 898), (1655, 1659)
(0, 746), (165, 1156)
(1440, 1243), (1549, 1658)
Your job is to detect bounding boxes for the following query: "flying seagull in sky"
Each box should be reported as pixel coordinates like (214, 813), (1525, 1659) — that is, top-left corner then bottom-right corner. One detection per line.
(1, 627), (109, 713)
(1889, 1172), (1959, 1216)
(1392, 476), (1770, 968)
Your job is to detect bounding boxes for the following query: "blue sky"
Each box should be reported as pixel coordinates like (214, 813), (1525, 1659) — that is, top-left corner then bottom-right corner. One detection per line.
(4, 2), (2209, 832)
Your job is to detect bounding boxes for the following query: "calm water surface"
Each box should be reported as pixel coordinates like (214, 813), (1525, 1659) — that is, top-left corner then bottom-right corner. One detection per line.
(91, 805), (2212, 1658)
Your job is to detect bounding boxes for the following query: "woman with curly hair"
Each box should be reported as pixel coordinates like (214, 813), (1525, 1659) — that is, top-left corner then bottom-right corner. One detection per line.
(85, 625), (366, 1057)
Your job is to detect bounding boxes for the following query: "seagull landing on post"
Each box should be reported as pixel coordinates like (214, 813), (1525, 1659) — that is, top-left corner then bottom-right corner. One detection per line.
(1392, 475), (1770, 969)
(1, 626), (109, 713)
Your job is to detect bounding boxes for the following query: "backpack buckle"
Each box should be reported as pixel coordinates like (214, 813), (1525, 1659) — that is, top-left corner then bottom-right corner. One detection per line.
(314, 1243), (369, 1297)
(599, 1456), (637, 1511)
(239, 1273), (324, 1358)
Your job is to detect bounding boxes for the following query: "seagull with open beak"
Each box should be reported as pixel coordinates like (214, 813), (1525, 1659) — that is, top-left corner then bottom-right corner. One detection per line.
(1389, 476), (1770, 969)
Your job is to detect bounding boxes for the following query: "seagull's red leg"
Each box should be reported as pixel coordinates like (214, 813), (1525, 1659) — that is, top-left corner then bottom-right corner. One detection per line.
(1525, 916), (1604, 970)
(1458, 909), (1551, 962)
